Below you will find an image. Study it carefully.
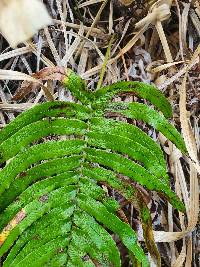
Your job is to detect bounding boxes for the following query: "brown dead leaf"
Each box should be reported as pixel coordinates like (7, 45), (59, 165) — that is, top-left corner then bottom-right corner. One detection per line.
(0, 69), (55, 101)
(12, 67), (65, 101)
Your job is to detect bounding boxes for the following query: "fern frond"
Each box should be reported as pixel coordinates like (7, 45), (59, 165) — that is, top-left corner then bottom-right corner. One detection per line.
(93, 81), (172, 118)
(105, 102), (187, 153)
(63, 69), (94, 104)
(0, 101), (91, 143)
(0, 70), (187, 266)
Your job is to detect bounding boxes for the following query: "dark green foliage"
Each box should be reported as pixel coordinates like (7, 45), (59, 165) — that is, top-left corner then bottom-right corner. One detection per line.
(0, 70), (186, 266)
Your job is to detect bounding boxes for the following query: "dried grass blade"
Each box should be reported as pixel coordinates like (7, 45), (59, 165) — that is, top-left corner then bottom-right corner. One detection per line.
(0, 47), (32, 62)
(179, 74), (200, 174)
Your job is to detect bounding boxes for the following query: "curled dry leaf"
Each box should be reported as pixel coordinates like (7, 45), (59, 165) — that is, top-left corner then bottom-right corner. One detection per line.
(12, 67), (66, 101)
(0, 69), (55, 101)
(135, 0), (172, 30)
(0, 0), (52, 47)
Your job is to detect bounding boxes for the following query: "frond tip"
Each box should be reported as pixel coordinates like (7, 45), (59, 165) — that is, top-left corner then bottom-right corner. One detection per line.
(0, 70), (186, 266)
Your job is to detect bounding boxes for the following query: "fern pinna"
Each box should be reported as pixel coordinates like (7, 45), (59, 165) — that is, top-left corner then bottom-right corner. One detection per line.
(0, 69), (186, 267)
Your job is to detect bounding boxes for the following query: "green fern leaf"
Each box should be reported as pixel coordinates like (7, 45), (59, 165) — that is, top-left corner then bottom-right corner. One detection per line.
(0, 70), (187, 266)
(93, 81), (172, 118)
(105, 102), (187, 154)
